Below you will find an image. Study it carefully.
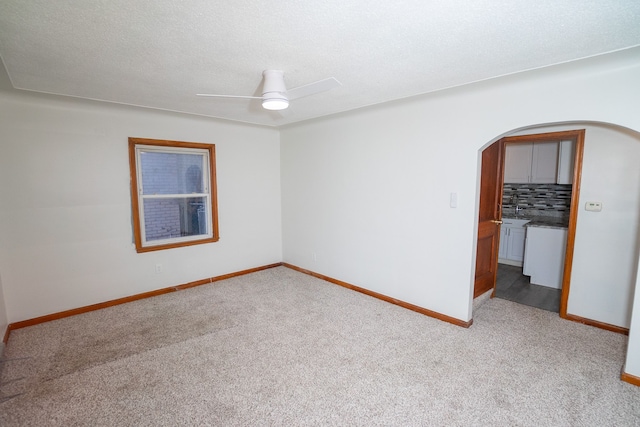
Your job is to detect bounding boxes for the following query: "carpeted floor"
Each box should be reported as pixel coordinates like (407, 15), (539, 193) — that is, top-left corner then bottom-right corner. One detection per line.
(1, 266), (638, 426)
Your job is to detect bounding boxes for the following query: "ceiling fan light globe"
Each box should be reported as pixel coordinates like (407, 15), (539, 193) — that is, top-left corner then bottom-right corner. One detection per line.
(262, 98), (289, 110)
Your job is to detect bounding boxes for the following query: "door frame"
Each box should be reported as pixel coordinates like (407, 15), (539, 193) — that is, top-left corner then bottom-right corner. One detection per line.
(488, 129), (585, 317)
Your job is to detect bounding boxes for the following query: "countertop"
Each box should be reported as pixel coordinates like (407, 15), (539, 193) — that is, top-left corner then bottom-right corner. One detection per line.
(502, 209), (569, 230)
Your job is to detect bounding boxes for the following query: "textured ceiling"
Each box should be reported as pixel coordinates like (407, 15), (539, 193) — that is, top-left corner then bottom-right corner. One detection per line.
(1, 1), (639, 127)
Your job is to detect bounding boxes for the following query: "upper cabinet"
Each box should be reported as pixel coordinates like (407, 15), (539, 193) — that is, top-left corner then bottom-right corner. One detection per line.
(504, 141), (571, 184)
(531, 141), (558, 183)
(556, 140), (575, 184)
(503, 143), (533, 183)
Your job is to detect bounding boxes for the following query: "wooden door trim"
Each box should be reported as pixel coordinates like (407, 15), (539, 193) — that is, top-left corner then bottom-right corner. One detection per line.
(558, 130), (585, 318)
(499, 130), (583, 144)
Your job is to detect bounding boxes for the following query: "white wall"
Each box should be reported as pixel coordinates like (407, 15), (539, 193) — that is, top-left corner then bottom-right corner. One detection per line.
(280, 47), (640, 324)
(0, 91), (282, 323)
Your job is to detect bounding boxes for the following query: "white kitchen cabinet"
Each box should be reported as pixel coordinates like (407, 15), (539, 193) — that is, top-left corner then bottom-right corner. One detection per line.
(503, 144), (532, 183)
(504, 142), (559, 184)
(506, 227), (526, 261)
(498, 226), (508, 259)
(523, 226), (568, 289)
(531, 141), (559, 183)
(498, 218), (530, 267)
(556, 139), (575, 184)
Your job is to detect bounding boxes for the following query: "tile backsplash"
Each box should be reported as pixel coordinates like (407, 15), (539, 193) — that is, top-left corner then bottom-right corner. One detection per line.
(502, 183), (572, 213)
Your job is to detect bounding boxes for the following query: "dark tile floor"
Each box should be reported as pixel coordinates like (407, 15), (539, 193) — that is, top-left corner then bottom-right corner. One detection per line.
(494, 264), (561, 313)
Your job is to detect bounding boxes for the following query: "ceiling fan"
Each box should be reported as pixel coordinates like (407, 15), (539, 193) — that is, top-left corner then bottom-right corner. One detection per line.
(197, 70), (341, 111)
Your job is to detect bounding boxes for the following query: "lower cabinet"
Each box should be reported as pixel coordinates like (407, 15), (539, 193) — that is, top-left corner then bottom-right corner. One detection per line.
(523, 226), (568, 289)
(498, 219), (530, 267)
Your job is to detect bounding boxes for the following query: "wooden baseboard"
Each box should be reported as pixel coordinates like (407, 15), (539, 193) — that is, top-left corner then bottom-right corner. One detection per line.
(562, 313), (629, 335)
(5, 261), (473, 342)
(3, 262), (283, 343)
(283, 263), (472, 328)
(621, 371), (640, 387)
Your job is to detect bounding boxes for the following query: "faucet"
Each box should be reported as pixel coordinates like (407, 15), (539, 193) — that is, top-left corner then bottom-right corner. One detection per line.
(510, 194), (524, 215)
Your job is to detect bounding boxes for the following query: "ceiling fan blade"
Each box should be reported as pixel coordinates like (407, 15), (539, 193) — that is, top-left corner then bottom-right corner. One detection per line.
(287, 77), (341, 101)
(196, 94), (261, 99)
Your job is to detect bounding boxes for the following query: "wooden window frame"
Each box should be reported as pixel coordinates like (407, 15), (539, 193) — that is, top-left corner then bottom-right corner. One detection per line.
(128, 137), (219, 253)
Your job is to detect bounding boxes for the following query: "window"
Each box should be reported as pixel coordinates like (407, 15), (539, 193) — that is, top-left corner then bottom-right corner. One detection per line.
(129, 138), (219, 252)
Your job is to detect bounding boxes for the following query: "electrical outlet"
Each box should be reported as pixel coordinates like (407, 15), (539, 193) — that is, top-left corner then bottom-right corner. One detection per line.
(155, 263), (163, 274)
(585, 201), (602, 212)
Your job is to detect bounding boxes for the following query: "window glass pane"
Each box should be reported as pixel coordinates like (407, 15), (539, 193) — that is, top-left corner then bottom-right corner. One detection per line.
(140, 152), (206, 195)
(143, 197), (209, 242)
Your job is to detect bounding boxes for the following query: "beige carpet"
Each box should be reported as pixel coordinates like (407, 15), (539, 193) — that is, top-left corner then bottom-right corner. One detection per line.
(1, 266), (638, 426)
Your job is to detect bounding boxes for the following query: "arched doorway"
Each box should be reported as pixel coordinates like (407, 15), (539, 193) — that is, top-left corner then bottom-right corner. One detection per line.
(474, 122), (640, 335)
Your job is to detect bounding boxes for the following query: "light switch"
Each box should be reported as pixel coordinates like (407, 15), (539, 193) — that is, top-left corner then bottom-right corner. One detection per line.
(585, 201), (602, 212)
(450, 192), (458, 208)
